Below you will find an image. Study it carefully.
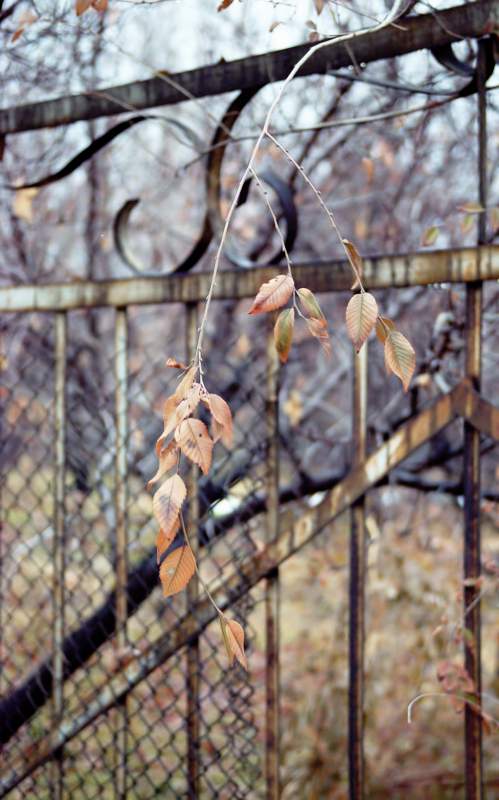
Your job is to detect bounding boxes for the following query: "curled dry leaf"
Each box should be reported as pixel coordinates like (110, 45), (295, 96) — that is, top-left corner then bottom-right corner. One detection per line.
(175, 383), (202, 427)
(342, 239), (363, 290)
(297, 288), (325, 321)
(274, 308), (294, 364)
(159, 545), (196, 597)
(375, 316), (396, 345)
(306, 317), (331, 355)
(158, 367), (199, 445)
(165, 357), (188, 370)
(147, 440), (178, 490)
(152, 474), (186, 539)
(248, 274), (294, 315)
(384, 330), (416, 392)
(176, 418), (213, 475)
(345, 292), (378, 352)
(220, 616), (248, 670)
(156, 517), (180, 563)
(203, 393), (233, 448)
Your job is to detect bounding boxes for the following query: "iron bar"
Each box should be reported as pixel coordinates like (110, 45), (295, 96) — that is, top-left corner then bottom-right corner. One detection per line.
(0, 383), (482, 794)
(462, 37), (488, 800)
(265, 319), (280, 800)
(348, 344), (367, 799)
(0, 247), (497, 313)
(0, 0), (494, 134)
(114, 308), (129, 799)
(51, 311), (67, 800)
(185, 303), (200, 799)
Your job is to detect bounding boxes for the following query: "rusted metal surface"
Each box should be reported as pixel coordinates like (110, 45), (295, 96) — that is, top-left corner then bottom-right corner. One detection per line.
(265, 320), (280, 800)
(0, 384), (465, 794)
(51, 311), (67, 800)
(0, 0), (495, 134)
(462, 39), (487, 800)
(185, 303), (201, 799)
(0, 247), (497, 313)
(114, 308), (129, 798)
(348, 344), (367, 800)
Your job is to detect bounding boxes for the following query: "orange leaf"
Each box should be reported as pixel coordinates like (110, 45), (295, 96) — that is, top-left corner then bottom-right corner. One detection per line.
(175, 383), (202, 426)
(159, 545), (195, 597)
(345, 292), (378, 352)
(274, 308), (294, 364)
(220, 616), (248, 669)
(75, 0), (92, 14)
(176, 418), (213, 475)
(384, 331), (416, 391)
(147, 440), (178, 490)
(342, 239), (363, 290)
(175, 365), (197, 400)
(375, 316), (396, 345)
(92, 0), (109, 10)
(165, 357), (188, 370)
(218, 0), (234, 9)
(203, 393), (233, 448)
(297, 288), (325, 321)
(248, 274), (294, 315)
(152, 474), (186, 539)
(306, 317), (330, 355)
(156, 517), (180, 563)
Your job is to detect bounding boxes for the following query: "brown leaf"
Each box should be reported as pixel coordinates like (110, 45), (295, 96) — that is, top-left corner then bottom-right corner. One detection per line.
(92, 0), (109, 10)
(313, 0), (325, 13)
(217, 0), (234, 9)
(159, 545), (195, 597)
(361, 157), (374, 185)
(175, 383), (202, 426)
(176, 418), (213, 475)
(152, 474), (186, 540)
(297, 288), (325, 321)
(166, 357), (188, 370)
(147, 440), (178, 490)
(248, 274), (294, 315)
(457, 202), (484, 214)
(11, 11), (37, 42)
(203, 393), (233, 448)
(156, 517), (180, 563)
(75, 0), (92, 14)
(306, 317), (331, 355)
(342, 239), (363, 290)
(345, 292), (378, 352)
(384, 330), (416, 392)
(375, 316), (396, 344)
(220, 616), (248, 670)
(274, 308), (294, 364)
(175, 365), (197, 400)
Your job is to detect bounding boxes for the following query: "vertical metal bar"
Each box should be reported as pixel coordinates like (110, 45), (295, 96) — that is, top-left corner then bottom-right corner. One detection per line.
(265, 320), (280, 800)
(52, 311), (67, 800)
(463, 38), (487, 800)
(348, 343), (367, 800)
(115, 308), (129, 800)
(185, 303), (200, 800)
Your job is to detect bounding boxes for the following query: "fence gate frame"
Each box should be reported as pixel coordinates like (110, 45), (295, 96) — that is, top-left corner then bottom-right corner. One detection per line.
(0, 5), (498, 799)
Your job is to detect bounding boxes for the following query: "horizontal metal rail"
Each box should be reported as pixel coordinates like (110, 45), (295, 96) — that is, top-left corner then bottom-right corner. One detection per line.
(0, 246), (496, 313)
(2, 379), (498, 795)
(0, 0), (495, 134)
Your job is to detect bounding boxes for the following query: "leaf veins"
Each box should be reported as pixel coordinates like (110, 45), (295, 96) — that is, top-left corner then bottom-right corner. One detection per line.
(159, 545), (196, 597)
(176, 418), (213, 475)
(152, 474), (186, 540)
(345, 292), (378, 352)
(248, 274), (294, 315)
(384, 330), (416, 392)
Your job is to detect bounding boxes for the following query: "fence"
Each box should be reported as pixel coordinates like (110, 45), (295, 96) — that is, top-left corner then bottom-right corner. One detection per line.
(0, 4), (498, 799)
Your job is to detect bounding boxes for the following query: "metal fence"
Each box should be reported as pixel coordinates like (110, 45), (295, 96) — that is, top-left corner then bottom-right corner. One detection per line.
(0, 9), (498, 800)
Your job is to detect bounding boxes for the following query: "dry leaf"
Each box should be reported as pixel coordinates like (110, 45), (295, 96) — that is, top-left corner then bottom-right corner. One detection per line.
(274, 308), (294, 364)
(156, 517), (180, 563)
(345, 292), (378, 352)
(384, 330), (416, 391)
(147, 441), (178, 490)
(297, 288), (325, 321)
(306, 317), (331, 355)
(248, 274), (294, 315)
(11, 11), (37, 42)
(166, 357), (188, 369)
(342, 239), (363, 290)
(375, 316), (396, 344)
(152, 474), (186, 539)
(159, 545), (195, 597)
(220, 616), (248, 670)
(421, 226), (440, 247)
(75, 0), (92, 14)
(92, 0), (109, 10)
(176, 418), (213, 475)
(361, 157), (374, 185)
(175, 383), (202, 426)
(457, 202), (484, 214)
(217, 0), (234, 9)
(314, 0), (325, 13)
(175, 365), (197, 400)
(203, 393), (233, 448)
(13, 188), (39, 222)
